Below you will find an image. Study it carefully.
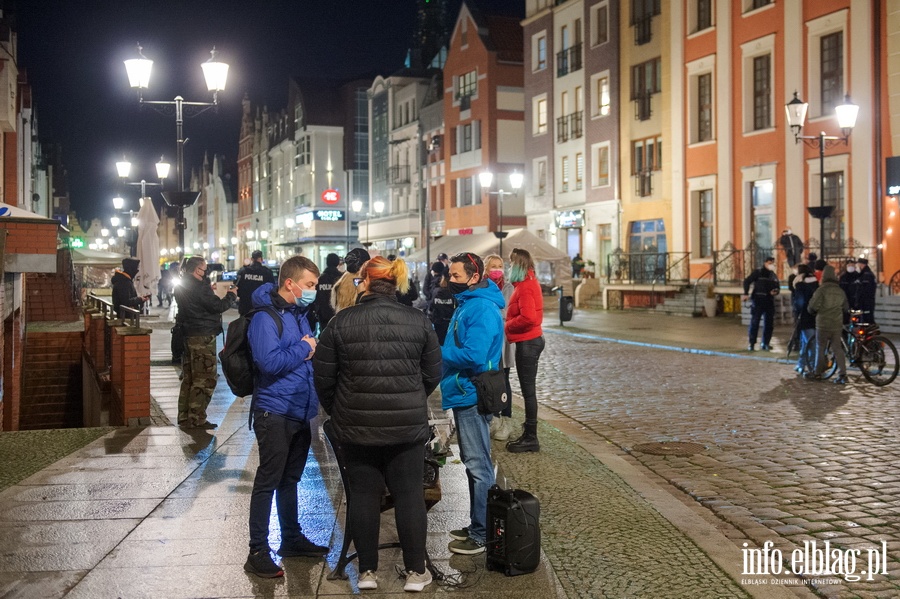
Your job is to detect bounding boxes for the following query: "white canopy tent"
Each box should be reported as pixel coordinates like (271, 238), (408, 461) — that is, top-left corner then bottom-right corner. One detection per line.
(405, 228), (573, 294)
(72, 248), (128, 291)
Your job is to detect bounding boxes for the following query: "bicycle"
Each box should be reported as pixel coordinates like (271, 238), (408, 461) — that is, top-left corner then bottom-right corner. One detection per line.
(819, 311), (899, 386)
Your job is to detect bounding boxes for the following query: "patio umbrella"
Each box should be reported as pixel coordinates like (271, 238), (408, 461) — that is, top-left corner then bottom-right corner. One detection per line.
(134, 199), (161, 302)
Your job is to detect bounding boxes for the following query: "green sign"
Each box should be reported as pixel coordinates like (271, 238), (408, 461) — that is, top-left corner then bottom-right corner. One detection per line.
(69, 237), (85, 249)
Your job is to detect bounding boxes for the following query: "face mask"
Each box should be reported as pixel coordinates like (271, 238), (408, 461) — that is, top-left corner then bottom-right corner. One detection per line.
(765, 263), (775, 272)
(448, 278), (472, 296)
(846, 266), (856, 273)
(786, 229), (792, 235)
(509, 264), (527, 283)
(292, 286), (316, 307)
(791, 268), (798, 276)
(487, 269), (504, 287)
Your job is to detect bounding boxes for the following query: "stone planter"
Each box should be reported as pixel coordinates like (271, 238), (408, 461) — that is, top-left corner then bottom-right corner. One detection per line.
(703, 297), (717, 317)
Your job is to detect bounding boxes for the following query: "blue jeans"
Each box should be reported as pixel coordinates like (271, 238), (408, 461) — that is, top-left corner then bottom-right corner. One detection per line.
(452, 404), (495, 544)
(798, 328), (816, 370)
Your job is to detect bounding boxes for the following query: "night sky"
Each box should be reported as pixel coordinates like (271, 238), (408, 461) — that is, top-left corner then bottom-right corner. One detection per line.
(16, 0), (524, 225)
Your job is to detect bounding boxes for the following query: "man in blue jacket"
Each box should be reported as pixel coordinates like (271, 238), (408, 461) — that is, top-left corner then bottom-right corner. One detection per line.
(244, 255), (328, 578)
(441, 252), (505, 555)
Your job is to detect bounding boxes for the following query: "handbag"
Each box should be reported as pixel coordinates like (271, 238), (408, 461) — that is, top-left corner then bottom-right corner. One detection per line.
(453, 321), (509, 415)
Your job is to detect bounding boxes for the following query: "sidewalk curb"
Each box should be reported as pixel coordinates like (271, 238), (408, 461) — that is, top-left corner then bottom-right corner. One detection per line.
(545, 326), (794, 365)
(536, 405), (817, 599)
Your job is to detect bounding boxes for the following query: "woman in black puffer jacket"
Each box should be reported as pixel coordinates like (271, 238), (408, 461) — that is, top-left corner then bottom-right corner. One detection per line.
(313, 256), (441, 591)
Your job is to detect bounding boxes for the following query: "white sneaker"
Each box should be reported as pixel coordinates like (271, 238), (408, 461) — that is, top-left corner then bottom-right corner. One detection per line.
(358, 570), (377, 590)
(492, 416), (511, 441)
(489, 416), (501, 437)
(404, 568), (432, 592)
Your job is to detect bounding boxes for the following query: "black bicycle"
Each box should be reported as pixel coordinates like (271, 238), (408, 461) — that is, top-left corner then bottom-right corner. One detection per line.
(819, 311), (899, 386)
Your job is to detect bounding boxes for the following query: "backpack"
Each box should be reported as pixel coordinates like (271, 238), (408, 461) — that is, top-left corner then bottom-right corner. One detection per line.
(219, 306), (283, 399)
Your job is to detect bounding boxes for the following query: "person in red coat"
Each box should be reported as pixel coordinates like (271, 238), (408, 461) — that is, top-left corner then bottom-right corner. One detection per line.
(504, 248), (545, 453)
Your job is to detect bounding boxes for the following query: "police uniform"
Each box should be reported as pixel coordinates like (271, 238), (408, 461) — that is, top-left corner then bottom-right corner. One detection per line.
(236, 261), (276, 315)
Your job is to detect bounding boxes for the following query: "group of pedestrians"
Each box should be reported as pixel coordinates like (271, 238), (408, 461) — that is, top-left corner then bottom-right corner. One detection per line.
(173, 246), (547, 591)
(743, 245), (879, 386)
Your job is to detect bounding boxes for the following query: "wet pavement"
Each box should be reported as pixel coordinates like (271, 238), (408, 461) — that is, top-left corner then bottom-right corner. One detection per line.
(2, 303), (896, 597)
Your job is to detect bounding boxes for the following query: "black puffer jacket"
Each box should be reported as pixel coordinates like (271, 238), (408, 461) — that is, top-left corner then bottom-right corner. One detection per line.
(174, 275), (235, 336)
(313, 293), (442, 446)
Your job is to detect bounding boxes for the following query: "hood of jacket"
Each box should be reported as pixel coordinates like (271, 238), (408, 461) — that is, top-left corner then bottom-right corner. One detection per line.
(454, 278), (505, 309)
(122, 258), (140, 278)
(822, 265), (839, 284)
(111, 270), (133, 285)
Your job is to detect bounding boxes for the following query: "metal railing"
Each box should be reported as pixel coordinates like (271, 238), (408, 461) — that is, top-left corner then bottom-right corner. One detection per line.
(556, 111), (583, 143)
(86, 294), (142, 329)
(556, 43), (583, 77)
(634, 15), (652, 45)
(634, 91), (652, 121)
(634, 170), (653, 197)
(388, 165), (410, 185)
(458, 95), (471, 111)
(607, 249), (690, 285)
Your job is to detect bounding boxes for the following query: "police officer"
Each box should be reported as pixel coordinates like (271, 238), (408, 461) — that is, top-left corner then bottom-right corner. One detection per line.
(742, 256), (780, 351)
(236, 250), (276, 315)
(309, 253), (342, 332)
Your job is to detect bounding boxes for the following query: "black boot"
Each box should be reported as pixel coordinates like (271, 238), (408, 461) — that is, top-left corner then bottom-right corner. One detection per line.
(506, 421), (539, 453)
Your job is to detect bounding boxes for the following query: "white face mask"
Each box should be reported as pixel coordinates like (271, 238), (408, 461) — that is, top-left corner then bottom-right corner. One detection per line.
(785, 229), (792, 235)
(766, 263), (775, 271)
(846, 266), (856, 273)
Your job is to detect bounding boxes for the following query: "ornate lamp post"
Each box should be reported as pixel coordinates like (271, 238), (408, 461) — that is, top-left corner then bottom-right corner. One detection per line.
(479, 170), (524, 260)
(124, 43), (228, 259)
(784, 92), (859, 260)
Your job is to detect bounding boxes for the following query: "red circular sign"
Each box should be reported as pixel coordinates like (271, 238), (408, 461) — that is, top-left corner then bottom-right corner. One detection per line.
(322, 189), (340, 204)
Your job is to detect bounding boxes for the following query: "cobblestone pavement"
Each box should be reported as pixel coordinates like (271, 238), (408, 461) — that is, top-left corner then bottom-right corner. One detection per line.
(0, 428), (114, 492)
(528, 326), (900, 599)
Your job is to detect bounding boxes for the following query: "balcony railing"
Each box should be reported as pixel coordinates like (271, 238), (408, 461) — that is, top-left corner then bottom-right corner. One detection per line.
(607, 250), (691, 285)
(634, 15), (652, 45)
(556, 43), (583, 77)
(388, 165), (410, 185)
(634, 91), (652, 121)
(634, 170), (653, 197)
(458, 94), (471, 111)
(555, 111), (584, 143)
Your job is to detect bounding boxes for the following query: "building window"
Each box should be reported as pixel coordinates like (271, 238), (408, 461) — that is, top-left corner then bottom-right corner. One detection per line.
(456, 121), (480, 153)
(696, 0), (712, 32)
(628, 219), (666, 254)
(575, 153), (584, 190)
(457, 176), (474, 206)
(632, 136), (662, 174)
(461, 17), (468, 46)
(592, 2), (609, 46)
(537, 159), (547, 195)
(821, 31), (843, 114)
(562, 156), (570, 192)
(749, 0), (771, 10)
(823, 171), (844, 254)
(536, 35), (547, 70)
(698, 189), (713, 258)
(297, 136), (311, 166)
(698, 73), (713, 141)
(535, 98), (548, 134)
(752, 54), (771, 130)
(458, 70), (477, 98)
(632, 58), (662, 98)
(594, 144), (610, 187)
(597, 76), (611, 116)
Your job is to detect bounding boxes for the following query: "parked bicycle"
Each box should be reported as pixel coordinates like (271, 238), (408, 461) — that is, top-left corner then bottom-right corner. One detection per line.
(819, 311), (899, 386)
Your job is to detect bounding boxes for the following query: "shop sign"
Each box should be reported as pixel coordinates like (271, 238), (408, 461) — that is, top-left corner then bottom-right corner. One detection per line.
(315, 210), (345, 222)
(322, 189), (340, 204)
(555, 209), (585, 228)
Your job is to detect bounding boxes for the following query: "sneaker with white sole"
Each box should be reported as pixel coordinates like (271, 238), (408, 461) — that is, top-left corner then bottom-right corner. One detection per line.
(358, 570), (377, 590)
(448, 537), (485, 555)
(492, 416), (511, 441)
(404, 569), (432, 592)
(448, 527), (469, 541)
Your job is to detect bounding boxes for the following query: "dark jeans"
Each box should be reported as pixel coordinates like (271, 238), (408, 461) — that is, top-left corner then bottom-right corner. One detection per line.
(248, 411), (312, 551)
(748, 302), (775, 346)
(343, 442), (427, 573)
(514, 336), (545, 422)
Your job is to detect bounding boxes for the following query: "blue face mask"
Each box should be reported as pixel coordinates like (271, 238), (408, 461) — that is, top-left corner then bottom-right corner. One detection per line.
(293, 287), (317, 307)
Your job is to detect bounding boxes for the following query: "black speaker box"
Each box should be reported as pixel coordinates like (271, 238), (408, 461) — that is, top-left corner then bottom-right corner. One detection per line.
(485, 485), (541, 576)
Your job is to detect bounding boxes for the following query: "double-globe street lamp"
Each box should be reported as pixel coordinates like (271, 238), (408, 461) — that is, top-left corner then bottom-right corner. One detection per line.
(478, 170), (524, 260)
(113, 157), (169, 256)
(352, 199), (385, 247)
(124, 43), (229, 260)
(784, 92), (859, 260)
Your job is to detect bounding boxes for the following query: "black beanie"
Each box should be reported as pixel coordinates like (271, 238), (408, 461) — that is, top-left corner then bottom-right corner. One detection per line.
(344, 248), (371, 274)
(326, 253), (340, 269)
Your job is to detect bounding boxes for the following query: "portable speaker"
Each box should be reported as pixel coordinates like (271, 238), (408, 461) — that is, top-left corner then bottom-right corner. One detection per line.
(485, 485), (541, 576)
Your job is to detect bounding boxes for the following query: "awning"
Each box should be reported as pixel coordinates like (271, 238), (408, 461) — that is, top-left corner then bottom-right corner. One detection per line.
(72, 248), (128, 267)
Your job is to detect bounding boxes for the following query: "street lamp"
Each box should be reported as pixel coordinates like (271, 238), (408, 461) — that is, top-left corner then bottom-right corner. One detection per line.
(479, 170), (524, 259)
(124, 43), (228, 259)
(114, 157), (169, 257)
(357, 200), (384, 247)
(785, 92), (859, 259)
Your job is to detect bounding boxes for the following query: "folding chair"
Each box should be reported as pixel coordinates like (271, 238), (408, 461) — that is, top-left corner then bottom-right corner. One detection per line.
(322, 419), (442, 580)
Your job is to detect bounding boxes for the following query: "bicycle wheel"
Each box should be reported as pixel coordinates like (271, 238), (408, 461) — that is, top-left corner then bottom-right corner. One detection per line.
(820, 338), (840, 380)
(859, 336), (899, 386)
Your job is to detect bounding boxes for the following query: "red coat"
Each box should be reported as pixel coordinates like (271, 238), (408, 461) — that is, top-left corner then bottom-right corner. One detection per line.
(505, 272), (543, 343)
